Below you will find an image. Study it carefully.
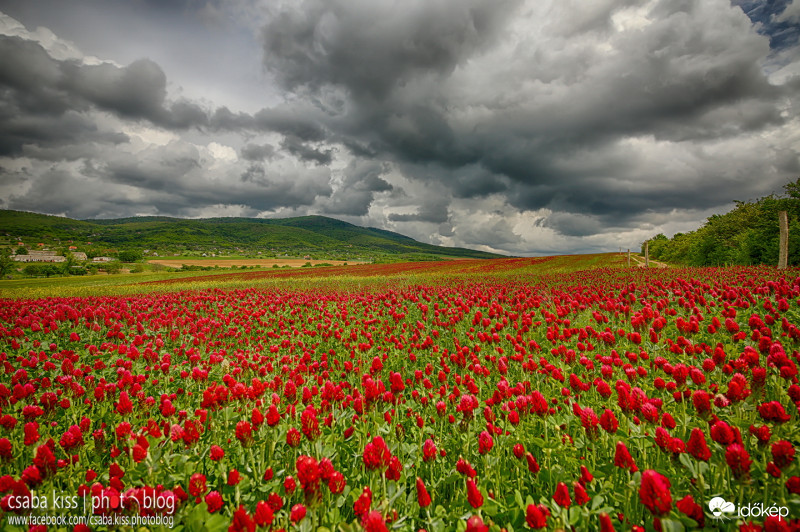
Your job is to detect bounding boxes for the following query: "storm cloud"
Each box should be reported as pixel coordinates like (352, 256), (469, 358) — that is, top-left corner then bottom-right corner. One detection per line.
(0, 0), (799, 255)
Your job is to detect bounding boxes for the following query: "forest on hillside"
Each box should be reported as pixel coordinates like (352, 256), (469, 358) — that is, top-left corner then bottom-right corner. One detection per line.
(643, 178), (800, 266)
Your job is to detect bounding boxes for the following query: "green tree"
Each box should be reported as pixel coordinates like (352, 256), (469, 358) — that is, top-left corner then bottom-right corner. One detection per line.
(783, 176), (800, 199)
(24, 264), (59, 278)
(15, 246), (27, 256)
(0, 249), (14, 277)
(118, 249), (143, 262)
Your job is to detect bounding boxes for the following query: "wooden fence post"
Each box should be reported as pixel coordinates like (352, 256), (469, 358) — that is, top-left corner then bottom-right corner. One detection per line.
(779, 210), (789, 269)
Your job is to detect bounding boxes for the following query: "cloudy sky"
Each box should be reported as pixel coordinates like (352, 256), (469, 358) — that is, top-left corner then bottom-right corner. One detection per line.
(0, 0), (798, 255)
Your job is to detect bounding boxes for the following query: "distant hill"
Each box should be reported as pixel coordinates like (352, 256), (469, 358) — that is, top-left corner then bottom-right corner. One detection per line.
(0, 210), (504, 261)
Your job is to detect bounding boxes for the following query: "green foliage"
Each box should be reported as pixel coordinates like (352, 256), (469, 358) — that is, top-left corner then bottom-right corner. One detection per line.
(0, 252), (14, 277)
(118, 249), (143, 262)
(643, 177), (800, 266)
(23, 263), (60, 277)
(0, 210), (503, 261)
(15, 245), (27, 255)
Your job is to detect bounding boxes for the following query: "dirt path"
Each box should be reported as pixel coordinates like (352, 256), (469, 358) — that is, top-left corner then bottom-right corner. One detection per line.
(629, 254), (668, 269)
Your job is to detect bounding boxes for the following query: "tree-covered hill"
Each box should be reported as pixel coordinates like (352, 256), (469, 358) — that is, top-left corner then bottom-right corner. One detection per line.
(643, 179), (800, 266)
(0, 210), (504, 261)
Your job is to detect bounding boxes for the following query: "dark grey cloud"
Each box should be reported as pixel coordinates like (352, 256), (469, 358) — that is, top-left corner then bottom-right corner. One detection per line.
(280, 135), (333, 165)
(262, 0), (523, 99)
(322, 159), (392, 216)
(7, 142), (333, 219)
(240, 142), (275, 161)
(0, 34), (210, 134)
(1, 0), (800, 255)
(388, 196), (449, 224)
(255, 0), (799, 240)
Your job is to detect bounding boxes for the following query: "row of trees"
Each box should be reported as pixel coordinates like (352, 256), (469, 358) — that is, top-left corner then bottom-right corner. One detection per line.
(643, 179), (800, 266)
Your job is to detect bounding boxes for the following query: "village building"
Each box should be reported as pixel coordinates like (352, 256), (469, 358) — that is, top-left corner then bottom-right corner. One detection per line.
(12, 249), (66, 263)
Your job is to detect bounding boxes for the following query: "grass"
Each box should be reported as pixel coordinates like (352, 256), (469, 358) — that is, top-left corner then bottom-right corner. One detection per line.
(0, 253), (635, 300)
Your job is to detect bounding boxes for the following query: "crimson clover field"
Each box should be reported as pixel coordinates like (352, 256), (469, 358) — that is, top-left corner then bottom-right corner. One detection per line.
(1, 254), (799, 531)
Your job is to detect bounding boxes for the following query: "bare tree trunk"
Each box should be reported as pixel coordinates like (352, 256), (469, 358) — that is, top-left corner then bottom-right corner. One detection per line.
(645, 241), (649, 268)
(627, 249), (630, 268)
(779, 210), (789, 269)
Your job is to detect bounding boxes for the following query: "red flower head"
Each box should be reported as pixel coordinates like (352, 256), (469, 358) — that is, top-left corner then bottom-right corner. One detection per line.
(34, 445), (56, 477)
(254, 500), (274, 527)
(466, 515), (489, 532)
(691, 390), (711, 416)
(24, 423), (40, 446)
(639, 470), (672, 517)
(457, 457), (477, 477)
(328, 471), (346, 494)
(283, 475), (296, 495)
(290, 503), (306, 523)
(599, 409), (619, 434)
(676, 495), (704, 528)
(295, 455), (320, 494)
(599, 512), (615, 532)
(525, 452), (540, 474)
(363, 436), (392, 471)
(466, 478), (484, 508)
(758, 401), (791, 423)
(0, 438), (11, 461)
(772, 440), (795, 470)
(188, 473), (207, 498)
(416, 477), (431, 508)
(362, 510), (389, 532)
(205, 491), (223, 513)
(300, 407), (320, 441)
(687, 428), (711, 462)
(286, 427), (301, 447)
(209, 445), (224, 461)
(710, 421), (735, 446)
(526, 503), (550, 529)
(235, 421), (253, 447)
(132, 444), (147, 463)
(267, 492), (283, 512)
(22, 465), (42, 487)
(231, 505), (255, 532)
(786, 476), (800, 495)
(725, 444), (752, 479)
(385, 455), (402, 481)
(251, 407), (264, 428)
(580, 465), (594, 485)
(116, 392), (133, 415)
(580, 407), (600, 438)
(227, 469), (241, 486)
(478, 431), (494, 454)
(614, 441), (638, 472)
(354, 486), (372, 517)
(574, 481), (590, 506)
(422, 438), (437, 462)
(749, 424), (772, 445)
(513, 443), (525, 459)
(266, 404), (281, 426)
(553, 482), (571, 508)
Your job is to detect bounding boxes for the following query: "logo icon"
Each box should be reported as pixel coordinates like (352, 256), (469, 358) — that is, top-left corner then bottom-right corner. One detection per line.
(709, 497), (736, 519)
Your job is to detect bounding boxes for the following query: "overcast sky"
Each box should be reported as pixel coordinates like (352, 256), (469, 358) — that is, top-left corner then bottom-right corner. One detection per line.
(0, 0), (798, 255)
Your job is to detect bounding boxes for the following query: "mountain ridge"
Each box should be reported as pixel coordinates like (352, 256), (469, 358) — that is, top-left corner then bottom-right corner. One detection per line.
(0, 209), (505, 260)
